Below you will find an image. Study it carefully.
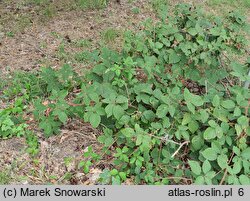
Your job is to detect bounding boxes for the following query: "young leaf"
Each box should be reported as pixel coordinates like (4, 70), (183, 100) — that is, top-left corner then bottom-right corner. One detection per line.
(188, 160), (201, 175)
(203, 127), (216, 140)
(188, 120), (199, 133)
(89, 113), (101, 128)
(217, 154), (228, 169)
(105, 104), (113, 118)
(195, 176), (205, 184)
(121, 127), (135, 138)
(57, 111), (68, 124)
(221, 100), (235, 109)
(202, 148), (217, 161)
(184, 88), (204, 107)
(168, 50), (180, 64)
(239, 175), (250, 185)
(241, 148), (250, 160)
(187, 102), (195, 114)
(212, 95), (220, 107)
(113, 105), (125, 119)
(156, 104), (168, 118)
(202, 160), (211, 174)
(188, 28), (197, 36)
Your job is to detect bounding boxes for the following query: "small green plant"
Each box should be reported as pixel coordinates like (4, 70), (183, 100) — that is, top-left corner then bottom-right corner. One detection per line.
(77, 0), (108, 10)
(101, 28), (120, 43)
(0, 113), (27, 139)
(1, 71), (46, 100)
(43, 5), (56, 18)
(25, 131), (39, 157)
(0, 98), (28, 139)
(151, 0), (168, 17)
(29, 0), (50, 5)
(0, 170), (11, 184)
(6, 31), (15, 37)
(131, 7), (140, 14)
(33, 90), (70, 137)
(57, 42), (68, 61)
(99, 169), (127, 184)
(208, 0), (250, 9)
(78, 146), (101, 174)
(74, 39), (92, 48)
(32, 64), (78, 137)
(15, 15), (32, 32)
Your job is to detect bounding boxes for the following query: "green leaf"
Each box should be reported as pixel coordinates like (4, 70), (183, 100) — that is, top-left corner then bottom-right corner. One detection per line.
(119, 172), (127, 181)
(195, 176), (205, 184)
(221, 100), (235, 109)
(110, 169), (118, 176)
(168, 50), (180, 64)
(188, 120), (199, 133)
(168, 105), (175, 117)
(208, 120), (217, 128)
(202, 160), (211, 174)
(121, 127), (135, 137)
(206, 171), (216, 179)
(104, 136), (114, 146)
(184, 88), (204, 107)
(113, 105), (124, 119)
(155, 42), (163, 49)
(83, 162), (91, 174)
(212, 95), (220, 107)
(156, 104), (168, 118)
(202, 148), (217, 161)
(232, 160), (242, 174)
(237, 116), (249, 128)
(215, 126), (223, 138)
(233, 107), (241, 116)
(187, 102), (195, 114)
(188, 28), (197, 36)
(174, 33), (184, 42)
(204, 127), (216, 140)
(239, 175), (250, 185)
(200, 109), (209, 123)
(188, 160), (201, 175)
(57, 111), (68, 124)
(192, 135), (204, 151)
(105, 104), (113, 118)
(241, 148), (250, 160)
(143, 110), (156, 121)
(89, 113), (101, 128)
(182, 113), (191, 125)
(116, 95), (128, 104)
(136, 134), (143, 146)
(217, 154), (228, 169)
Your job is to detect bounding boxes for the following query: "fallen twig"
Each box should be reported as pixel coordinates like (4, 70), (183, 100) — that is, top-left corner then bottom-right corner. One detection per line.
(171, 141), (189, 158)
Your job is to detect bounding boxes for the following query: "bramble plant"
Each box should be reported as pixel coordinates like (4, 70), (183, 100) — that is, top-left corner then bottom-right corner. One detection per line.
(0, 98), (28, 139)
(0, 97), (39, 157)
(71, 4), (249, 184)
(79, 146), (101, 174)
(0, 4), (249, 184)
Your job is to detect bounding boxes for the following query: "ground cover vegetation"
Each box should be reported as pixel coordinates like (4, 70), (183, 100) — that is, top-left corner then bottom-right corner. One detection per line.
(0, 1), (249, 184)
